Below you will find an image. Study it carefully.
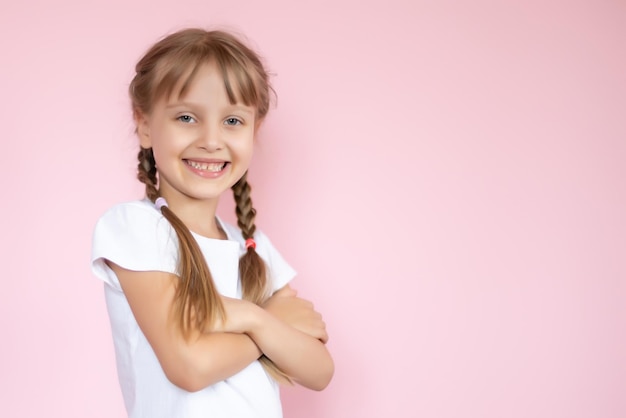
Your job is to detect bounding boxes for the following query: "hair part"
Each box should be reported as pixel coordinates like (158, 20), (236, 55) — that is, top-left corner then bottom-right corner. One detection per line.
(132, 29), (289, 383)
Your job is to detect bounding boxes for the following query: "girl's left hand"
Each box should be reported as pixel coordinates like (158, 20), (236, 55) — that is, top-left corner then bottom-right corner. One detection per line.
(262, 286), (328, 343)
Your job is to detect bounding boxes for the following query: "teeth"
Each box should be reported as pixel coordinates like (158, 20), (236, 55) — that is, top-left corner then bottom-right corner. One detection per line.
(187, 161), (225, 172)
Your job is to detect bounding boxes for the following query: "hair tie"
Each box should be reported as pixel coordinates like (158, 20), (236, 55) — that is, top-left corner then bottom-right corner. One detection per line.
(245, 238), (256, 250)
(155, 197), (168, 210)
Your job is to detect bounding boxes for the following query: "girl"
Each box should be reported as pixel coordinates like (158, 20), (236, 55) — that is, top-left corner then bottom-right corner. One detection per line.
(91, 28), (333, 418)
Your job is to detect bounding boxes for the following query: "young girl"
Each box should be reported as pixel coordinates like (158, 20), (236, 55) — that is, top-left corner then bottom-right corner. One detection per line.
(91, 28), (333, 418)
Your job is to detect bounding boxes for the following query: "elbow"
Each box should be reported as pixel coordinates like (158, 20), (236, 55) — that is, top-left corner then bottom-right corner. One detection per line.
(164, 365), (208, 393)
(308, 380), (331, 392)
(300, 357), (335, 391)
(160, 351), (218, 392)
(314, 362), (335, 391)
(175, 378), (206, 393)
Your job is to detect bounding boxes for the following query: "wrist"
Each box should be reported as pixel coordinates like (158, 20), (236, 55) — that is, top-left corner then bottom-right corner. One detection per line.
(246, 303), (271, 338)
(219, 297), (264, 335)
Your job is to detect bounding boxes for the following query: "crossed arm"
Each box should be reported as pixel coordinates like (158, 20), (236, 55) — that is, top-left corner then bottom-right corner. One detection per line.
(108, 262), (334, 392)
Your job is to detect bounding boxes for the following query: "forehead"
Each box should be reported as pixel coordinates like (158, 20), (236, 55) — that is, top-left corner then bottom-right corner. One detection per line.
(161, 67), (256, 117)
(156, 58), (251, 108)
(168, 62), (220, 99)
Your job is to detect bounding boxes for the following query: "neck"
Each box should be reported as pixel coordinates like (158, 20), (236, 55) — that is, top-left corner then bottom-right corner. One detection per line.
(159, 193), (225, 239)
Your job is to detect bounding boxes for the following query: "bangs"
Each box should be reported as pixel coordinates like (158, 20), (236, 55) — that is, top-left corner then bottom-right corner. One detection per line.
(151, 43), (261, 109)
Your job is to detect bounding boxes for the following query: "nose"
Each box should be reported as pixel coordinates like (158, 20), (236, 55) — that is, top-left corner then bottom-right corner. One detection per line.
(197, 121), (223, 152)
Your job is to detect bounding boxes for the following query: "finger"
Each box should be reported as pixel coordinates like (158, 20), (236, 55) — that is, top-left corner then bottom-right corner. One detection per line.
(318, 321), (328, 344)
(293, 298), (313, 309)
(273, 285), (297, 297)
(317, 320), (328, 343)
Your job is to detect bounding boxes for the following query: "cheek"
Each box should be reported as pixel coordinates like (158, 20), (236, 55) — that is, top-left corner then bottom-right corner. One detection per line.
(228, 142), (254, 182)
(148, 136), (169, 164)
(150, 125), (185, 155)
(233, 150), (253, 175)
(233, 135), (255, 162)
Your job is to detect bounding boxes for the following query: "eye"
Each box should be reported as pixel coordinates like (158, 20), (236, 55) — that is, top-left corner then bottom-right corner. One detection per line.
(224, 117), (243, 126)
(177, 114), (196, 124)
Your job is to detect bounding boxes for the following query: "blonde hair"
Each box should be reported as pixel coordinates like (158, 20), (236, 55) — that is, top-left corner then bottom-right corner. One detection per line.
(130, 28), (288, 382)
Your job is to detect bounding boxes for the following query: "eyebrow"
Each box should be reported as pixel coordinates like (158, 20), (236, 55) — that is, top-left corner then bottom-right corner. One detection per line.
(165, 101), (255, 116)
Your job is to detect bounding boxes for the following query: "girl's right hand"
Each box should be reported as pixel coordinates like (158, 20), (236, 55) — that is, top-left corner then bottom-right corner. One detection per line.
(262, 286), (328, 343)
(210, 296), (259, 335)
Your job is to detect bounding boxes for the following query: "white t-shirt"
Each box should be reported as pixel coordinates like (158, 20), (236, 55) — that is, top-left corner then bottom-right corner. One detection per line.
(91, 199), (296, 418)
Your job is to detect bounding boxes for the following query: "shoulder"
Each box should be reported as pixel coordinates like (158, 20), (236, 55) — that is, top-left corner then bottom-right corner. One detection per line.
(96, 199), (161, 225)
(91, 199), (179, 288)
(93, 198), (177, 246)
(94, 199), (174, 240)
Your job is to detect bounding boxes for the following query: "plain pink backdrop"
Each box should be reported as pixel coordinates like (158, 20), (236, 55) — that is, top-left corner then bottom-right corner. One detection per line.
(1, 0), (624, 417)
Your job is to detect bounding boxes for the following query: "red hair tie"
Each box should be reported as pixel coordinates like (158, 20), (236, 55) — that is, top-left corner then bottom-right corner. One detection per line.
(245, 238), (256, 250)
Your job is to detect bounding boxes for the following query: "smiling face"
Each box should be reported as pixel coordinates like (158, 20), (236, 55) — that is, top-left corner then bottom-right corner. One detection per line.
(136, 61), (257, 208)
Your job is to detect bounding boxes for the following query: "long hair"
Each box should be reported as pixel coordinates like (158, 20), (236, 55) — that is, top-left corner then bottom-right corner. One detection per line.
(130, 28), (288, 383)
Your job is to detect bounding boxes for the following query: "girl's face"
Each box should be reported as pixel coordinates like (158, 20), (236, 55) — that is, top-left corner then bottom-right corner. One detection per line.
(136, 61), (257, 208)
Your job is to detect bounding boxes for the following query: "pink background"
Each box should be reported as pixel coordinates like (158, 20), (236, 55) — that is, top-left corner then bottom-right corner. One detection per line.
(1, 0), (624, 417)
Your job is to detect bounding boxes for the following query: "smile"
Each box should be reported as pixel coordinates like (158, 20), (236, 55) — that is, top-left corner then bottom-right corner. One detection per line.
(184, 160), (229, 172)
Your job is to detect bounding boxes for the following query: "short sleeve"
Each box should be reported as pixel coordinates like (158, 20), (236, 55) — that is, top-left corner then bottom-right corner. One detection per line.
(255, 231), (297, 292)
(91, 201), (179, 291)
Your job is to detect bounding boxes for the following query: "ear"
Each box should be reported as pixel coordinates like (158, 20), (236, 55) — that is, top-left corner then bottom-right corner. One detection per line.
(134, 110), (152, 148)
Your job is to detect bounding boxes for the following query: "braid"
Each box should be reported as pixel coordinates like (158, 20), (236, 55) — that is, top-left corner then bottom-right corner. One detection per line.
(233, 172), (291, 384)
(232, 172), (257, 239)
(137, 147), (159, 201)
(162, 205), (225, 335)
(232, 172), (267, 304)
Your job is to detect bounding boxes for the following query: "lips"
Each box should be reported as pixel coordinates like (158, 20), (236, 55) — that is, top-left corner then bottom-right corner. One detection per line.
(183, 159), (230, 178)
(184, 159), (228, 172)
